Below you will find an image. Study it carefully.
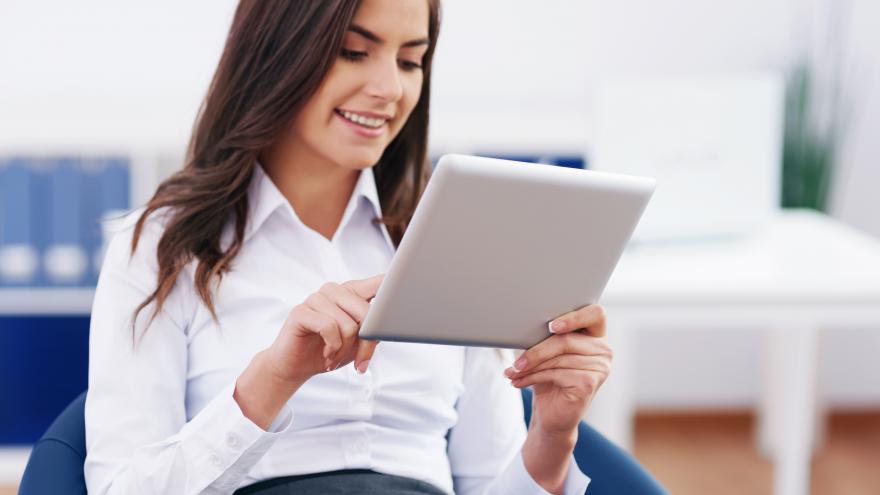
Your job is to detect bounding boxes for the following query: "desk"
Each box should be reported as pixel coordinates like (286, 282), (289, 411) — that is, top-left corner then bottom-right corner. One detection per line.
(590, 209), (880, 495)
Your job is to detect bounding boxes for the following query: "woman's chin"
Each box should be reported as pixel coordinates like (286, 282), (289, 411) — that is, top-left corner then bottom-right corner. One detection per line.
(335, 148), (386, 170)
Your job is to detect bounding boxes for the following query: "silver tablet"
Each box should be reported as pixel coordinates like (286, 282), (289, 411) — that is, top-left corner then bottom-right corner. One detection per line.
(359, 154), (656, 349)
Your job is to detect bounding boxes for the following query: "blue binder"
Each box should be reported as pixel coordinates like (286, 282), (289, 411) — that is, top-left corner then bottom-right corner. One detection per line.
(85, 156), (131, 280)
(100, 157), (130, 213)
(29, 158), (52, 287)
(473, 153), (586, 169)
(44, 158), (87, 286)
(553, 156), (586, 169)
(0, 157), (39, 286)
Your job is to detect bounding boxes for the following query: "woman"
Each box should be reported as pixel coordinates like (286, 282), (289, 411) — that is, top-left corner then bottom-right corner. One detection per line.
(84, 0), (613, 494)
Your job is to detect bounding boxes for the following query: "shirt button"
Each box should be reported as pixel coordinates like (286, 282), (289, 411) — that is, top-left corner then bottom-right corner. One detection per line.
(209, 452), (223, 467)
(354, 440), (368, 453)
(226, 433), (239, 448)
(362, 387), (372, 401)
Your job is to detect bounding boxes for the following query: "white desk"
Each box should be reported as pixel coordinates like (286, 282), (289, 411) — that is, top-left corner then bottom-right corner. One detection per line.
(589, 209), (880, 495)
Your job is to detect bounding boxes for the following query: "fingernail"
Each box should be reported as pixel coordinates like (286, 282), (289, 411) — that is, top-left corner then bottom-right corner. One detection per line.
(549, 320), (563, 333)
(504, 367), (515, 378)
(513, 356), (527, 372)
(357, 360), (370, 374)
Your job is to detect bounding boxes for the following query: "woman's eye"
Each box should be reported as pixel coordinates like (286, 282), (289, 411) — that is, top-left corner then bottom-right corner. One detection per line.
(340, 48), (422, 71)
(399, 59), (423, 71)
(340, 49), (367, 62)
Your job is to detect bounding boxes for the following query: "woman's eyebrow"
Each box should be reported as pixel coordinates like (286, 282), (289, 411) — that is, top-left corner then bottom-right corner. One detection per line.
(349, 24), (429, 48)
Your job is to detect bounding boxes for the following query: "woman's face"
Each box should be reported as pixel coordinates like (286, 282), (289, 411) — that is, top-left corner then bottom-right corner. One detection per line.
(288, 0), (430, 171)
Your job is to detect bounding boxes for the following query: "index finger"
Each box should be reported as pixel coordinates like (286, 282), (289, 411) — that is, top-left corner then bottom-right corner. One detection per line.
(342, 274), (385, 301)
(354, 339), (379, 374)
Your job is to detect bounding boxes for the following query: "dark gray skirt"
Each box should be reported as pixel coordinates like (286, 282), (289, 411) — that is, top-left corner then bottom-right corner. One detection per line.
(234, 469), (448, 495)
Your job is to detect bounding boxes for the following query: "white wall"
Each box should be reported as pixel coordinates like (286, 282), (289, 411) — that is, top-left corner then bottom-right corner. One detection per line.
(0, 0), (237, 151)
(2, 0), (879, 409)
(430, 0), (796, 152)
(829, 0), (880, 239)
(430, 1), (591, 152)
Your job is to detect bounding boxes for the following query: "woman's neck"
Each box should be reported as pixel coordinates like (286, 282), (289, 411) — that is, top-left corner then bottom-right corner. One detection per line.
(262, 145), (359, 242)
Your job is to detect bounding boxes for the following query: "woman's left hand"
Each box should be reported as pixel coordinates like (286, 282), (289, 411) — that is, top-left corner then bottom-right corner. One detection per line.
(505, 304), (613, 436)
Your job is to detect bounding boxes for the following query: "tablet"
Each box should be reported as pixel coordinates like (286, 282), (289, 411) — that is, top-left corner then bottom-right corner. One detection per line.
(359, 154), (656, 349)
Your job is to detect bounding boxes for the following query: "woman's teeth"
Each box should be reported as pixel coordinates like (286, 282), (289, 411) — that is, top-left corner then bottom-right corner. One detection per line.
(339, 110), (386, 129)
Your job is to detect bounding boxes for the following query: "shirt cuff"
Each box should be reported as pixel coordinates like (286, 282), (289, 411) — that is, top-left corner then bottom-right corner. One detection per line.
(493, 451), (591, 495)
(175, 382), (294, 489)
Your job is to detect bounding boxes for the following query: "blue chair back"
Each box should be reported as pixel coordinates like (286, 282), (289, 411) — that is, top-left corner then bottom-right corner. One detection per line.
(19, 391), (87, 495)
(521, 388), (668, 494)
(20, 389), (667, 494)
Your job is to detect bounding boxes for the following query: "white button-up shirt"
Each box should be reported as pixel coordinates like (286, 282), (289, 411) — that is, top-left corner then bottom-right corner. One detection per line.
(84, 163), (590, 495)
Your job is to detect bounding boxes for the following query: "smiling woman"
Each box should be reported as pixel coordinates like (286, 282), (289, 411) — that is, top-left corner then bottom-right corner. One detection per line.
(287, 7), (430, 150)
(82, 1), (598, 494)
(127, 0), (439, 331)
(264, 0), (432, 241)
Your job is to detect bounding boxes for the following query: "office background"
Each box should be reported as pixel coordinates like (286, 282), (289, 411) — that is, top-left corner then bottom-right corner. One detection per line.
(2, 0), (879, 494)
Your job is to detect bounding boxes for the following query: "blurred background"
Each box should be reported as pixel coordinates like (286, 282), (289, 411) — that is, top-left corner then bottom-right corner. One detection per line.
(1, 0), (879, 494)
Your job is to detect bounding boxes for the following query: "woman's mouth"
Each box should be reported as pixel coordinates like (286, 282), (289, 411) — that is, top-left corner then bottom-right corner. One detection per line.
(336, 109), (387, 128)
(334, 109), (389, 138)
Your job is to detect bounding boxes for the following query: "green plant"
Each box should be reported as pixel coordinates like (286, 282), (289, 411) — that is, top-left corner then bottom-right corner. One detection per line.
(781, 62), (839, 212)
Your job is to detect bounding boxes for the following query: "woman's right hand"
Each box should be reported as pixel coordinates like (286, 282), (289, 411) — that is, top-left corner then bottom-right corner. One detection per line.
(234, 274), (383, 429)
(265, 274), (384, 384)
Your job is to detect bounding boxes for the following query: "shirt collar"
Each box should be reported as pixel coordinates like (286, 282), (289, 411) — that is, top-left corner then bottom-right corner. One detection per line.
(244, 162), (385, 243)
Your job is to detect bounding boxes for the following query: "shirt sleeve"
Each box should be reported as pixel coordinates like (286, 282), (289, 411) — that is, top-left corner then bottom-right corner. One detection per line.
(448, 348), (590, 495)
(84, 212), (293, 495)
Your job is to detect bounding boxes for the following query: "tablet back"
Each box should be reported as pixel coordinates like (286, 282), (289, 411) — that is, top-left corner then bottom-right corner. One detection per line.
(359, 154), (655, 349)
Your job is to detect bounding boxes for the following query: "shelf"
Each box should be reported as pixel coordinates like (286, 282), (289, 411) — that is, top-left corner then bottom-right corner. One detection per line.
(0, 288), (95, 316)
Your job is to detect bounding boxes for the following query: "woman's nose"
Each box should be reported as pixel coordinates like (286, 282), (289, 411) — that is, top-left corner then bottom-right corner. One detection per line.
(364, 56), (404, 103)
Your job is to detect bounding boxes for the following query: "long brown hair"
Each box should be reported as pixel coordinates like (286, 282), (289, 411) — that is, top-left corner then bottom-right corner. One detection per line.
(130, 0), (441, 336)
